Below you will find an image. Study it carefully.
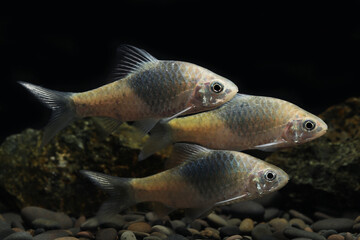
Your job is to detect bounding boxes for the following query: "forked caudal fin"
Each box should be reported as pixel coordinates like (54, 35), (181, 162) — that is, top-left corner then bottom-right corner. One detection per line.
(18, 81), (77, 146)
(80, 170), (135, 218)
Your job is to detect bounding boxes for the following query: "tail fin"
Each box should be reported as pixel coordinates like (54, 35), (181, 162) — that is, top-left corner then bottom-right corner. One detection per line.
(80, 170), (135, 218)
(138, 122), (173, 161)
(18, 81), (77, 146)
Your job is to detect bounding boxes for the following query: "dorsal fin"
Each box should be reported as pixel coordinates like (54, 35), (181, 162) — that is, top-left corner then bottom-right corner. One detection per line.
(165, 143), (210, 169)
(112, 45), (158, 80)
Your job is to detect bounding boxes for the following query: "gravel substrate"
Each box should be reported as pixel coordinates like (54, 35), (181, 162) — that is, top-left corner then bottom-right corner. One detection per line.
(0, 200), (359, 240)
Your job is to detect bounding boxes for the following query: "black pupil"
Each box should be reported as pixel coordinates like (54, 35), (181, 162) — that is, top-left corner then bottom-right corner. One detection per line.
(306, 122), (313, 129)
(304, 120), (315, 131)
(267, 172), (274, 179)
(212, 83), (223, 92)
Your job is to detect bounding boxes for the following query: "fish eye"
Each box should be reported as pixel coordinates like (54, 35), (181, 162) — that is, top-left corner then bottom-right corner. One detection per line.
(264, 170), (276, 182)
(210, 82), (224, 93)
(303, 120), (316, 131)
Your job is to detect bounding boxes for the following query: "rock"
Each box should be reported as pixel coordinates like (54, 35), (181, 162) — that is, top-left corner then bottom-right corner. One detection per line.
(0, 120), (166, 215)
(80, 217), (99, 231)
(123, 214), (145, 222)
(251, 223), (272, 240)
(268, 218), (289, 232)
(21, 207), (72, 229)
(1, 213), (24, 229)
(283, 226), (325, 240)
(328, 234), (345, 240)
(352, 223), (360, 232)
(174, 227), (192, 237)
(227, 218), (241, 227)
(314, 212), (334, 220)
(32, 218), (61, 230)
(128, 222), (152, 233)
(219, 226), (240, 238)
(99, 214), (125, 230)
(266, 98), (360, 210)
(74, 215), (86, 228)
(189, 219), (208, 231)
(3, 231), (33, 240)
(54, 237), (79, 240)
(289, 210), (314, 224)
(0, 219), (11, 231)
(289, 218), (307, 229)
(143, 237), (162, 240)
(165, 234), (188, 240)
(264, 208), (281, 222)
(169, 220), (185, 230)
(239, 218), (254, 233)
(151, 225), (173, 236)
(33, 229), (72, 240)
(120, 231), (137, 240)
(200, 227), (220, 239)
(311, 218), (354, 232)
(206, 212), (228, 227)
(226, 235), (243, 240)
(318, 230), (337, 238)
(222, 200), (265, 221)
(149, 232), (166, 239)
(355, 216), (360, 223)
(75, 230), (95, 239)
(0, 229), (15, 240)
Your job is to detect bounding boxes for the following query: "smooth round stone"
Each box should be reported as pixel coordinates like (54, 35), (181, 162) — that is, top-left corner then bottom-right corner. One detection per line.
(33, 229), (72, 240)
(123, 214), (145, 222)
(200, 227), (220, 239)
(164, 234), (188, 240)
(239, 218), (254, 233)
(151, 225), (173, 235)
(226, 235), (243, 240)
(283, 226), (325, 240)
(328, 234), (345, 240)
(99, 214), (125, 230)
(187, 228), (200, 235)
(219, 226), (240, 237)
(169, 220), (185, 230)
(189, 219), (208, 231)
(95, 228), (117, 240)
(3, 231), (33, 240)
(32, 218), (61, 230)
(75, 230), (94, 239)
(21, 207), (73, 229)
(227, 218), (241, 227)
(80, 217), (100, 231)
(174, 227), (192, 237)
(289, 210), (314, 224)
(120, 231), (137, 240)
(206, 212), (228, 227)
(143, 237), (162, 240)
(0, 229), (15, 239)
(312, 218), (354, 232)
(344, 232), (355, 240)
(128, 222), (152, 233)
(290, 218), (307, 229)
(355, 216), (360, 224)
(251, 223), (273, 240)
(0, 219), (11, 231)
(318, 229), (337, 238)
(54, 238), (79, 240)
(352, 223), (360, 232)
(314, 212), (334, 220)
(145, 212), (158, 222)
(268, 218), (289, 232)
(74, 216), (86, 228)
(264, 208), (281, 222)
(1, 213), (24, 230)
(223, 201), (265, 221)
(150, 231), (167, 239)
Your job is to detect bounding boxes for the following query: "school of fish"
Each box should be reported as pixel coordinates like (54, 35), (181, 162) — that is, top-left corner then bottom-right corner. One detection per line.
(19, 45), (327, 221)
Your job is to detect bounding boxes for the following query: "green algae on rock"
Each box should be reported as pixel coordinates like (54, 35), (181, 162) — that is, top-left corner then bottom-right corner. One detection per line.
(0, 120), (167, 215)
(266, 97), (360, 210)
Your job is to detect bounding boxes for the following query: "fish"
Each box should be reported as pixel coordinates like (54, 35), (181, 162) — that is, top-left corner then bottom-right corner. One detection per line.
(18, 45), (238, 145)
(80, 143), (288, 221)
(139, 93), (328, 160)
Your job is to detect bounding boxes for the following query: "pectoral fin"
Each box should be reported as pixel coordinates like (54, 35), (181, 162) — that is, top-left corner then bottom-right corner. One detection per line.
(254, 140), (286, 152)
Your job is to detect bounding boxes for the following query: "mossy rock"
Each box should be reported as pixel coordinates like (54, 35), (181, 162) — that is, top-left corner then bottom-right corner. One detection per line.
(0, 120), (168, 216)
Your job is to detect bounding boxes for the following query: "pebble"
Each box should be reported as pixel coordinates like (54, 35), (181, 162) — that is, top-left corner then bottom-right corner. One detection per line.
(174, 226), (192, 237)
(54, 237), (79, 240)
(75, 216), (86, 228)
(219, 226), (240, 237)
(123, 214), (145, 222)
(169, 220), (185, 230)
(189, 219), (208, 231)
(283, 226), (326, 240)
(355, 216), (360, 224)
(33, 229), (72, 240)
(0, 228), (15, 239)
(120, 231), (137, 240)
(1, 213), (24, 229)
(32, 218), (61, 230)
(127, 222), (152, 233)
(264, 208), (281, 222)
(226, 235), (243, 240)
(268, 218), (289, 232)
(328, 234), (345, 240)
(312, 218), (354, 232)
(0, 219), (11, 231)
(251, 223), (273, 240)
(76, 230), (95, 239)
(21, 207), (73, 229)
(95, 228), (117, 240)
(289, 210), (314, 224)
(99, 214), (125, 230)
(200, 227), (220, 239)
(290, 218), (307, 229)
(143, 237), (162, 240)
(227, 218), (241, 227)
(352, 223), (360, 232)
(319, 229), (338, 238)
(80, 217), (100, 231)
(165, 234), (188, 240)
(314, 212), (334, 220)
(3, 231), (33, 240)
(223, 201), (265, 221)
(206, 212), (228, 227)
(239, 218), (254, 233)
(151, 225), (173, 235)
(150, 231), (167, 239)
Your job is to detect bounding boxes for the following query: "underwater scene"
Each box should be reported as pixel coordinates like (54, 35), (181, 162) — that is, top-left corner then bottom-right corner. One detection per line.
(1, 2), (360, 240)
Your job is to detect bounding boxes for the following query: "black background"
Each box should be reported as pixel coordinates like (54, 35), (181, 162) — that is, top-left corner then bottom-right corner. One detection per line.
(1, 2), (359, 142)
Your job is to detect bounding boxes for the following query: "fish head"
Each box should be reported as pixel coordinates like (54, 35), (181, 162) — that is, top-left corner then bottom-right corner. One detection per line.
(191, 74), (238, 109)
(282, 111), (328, 145)
(249, 161), (289, 197)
